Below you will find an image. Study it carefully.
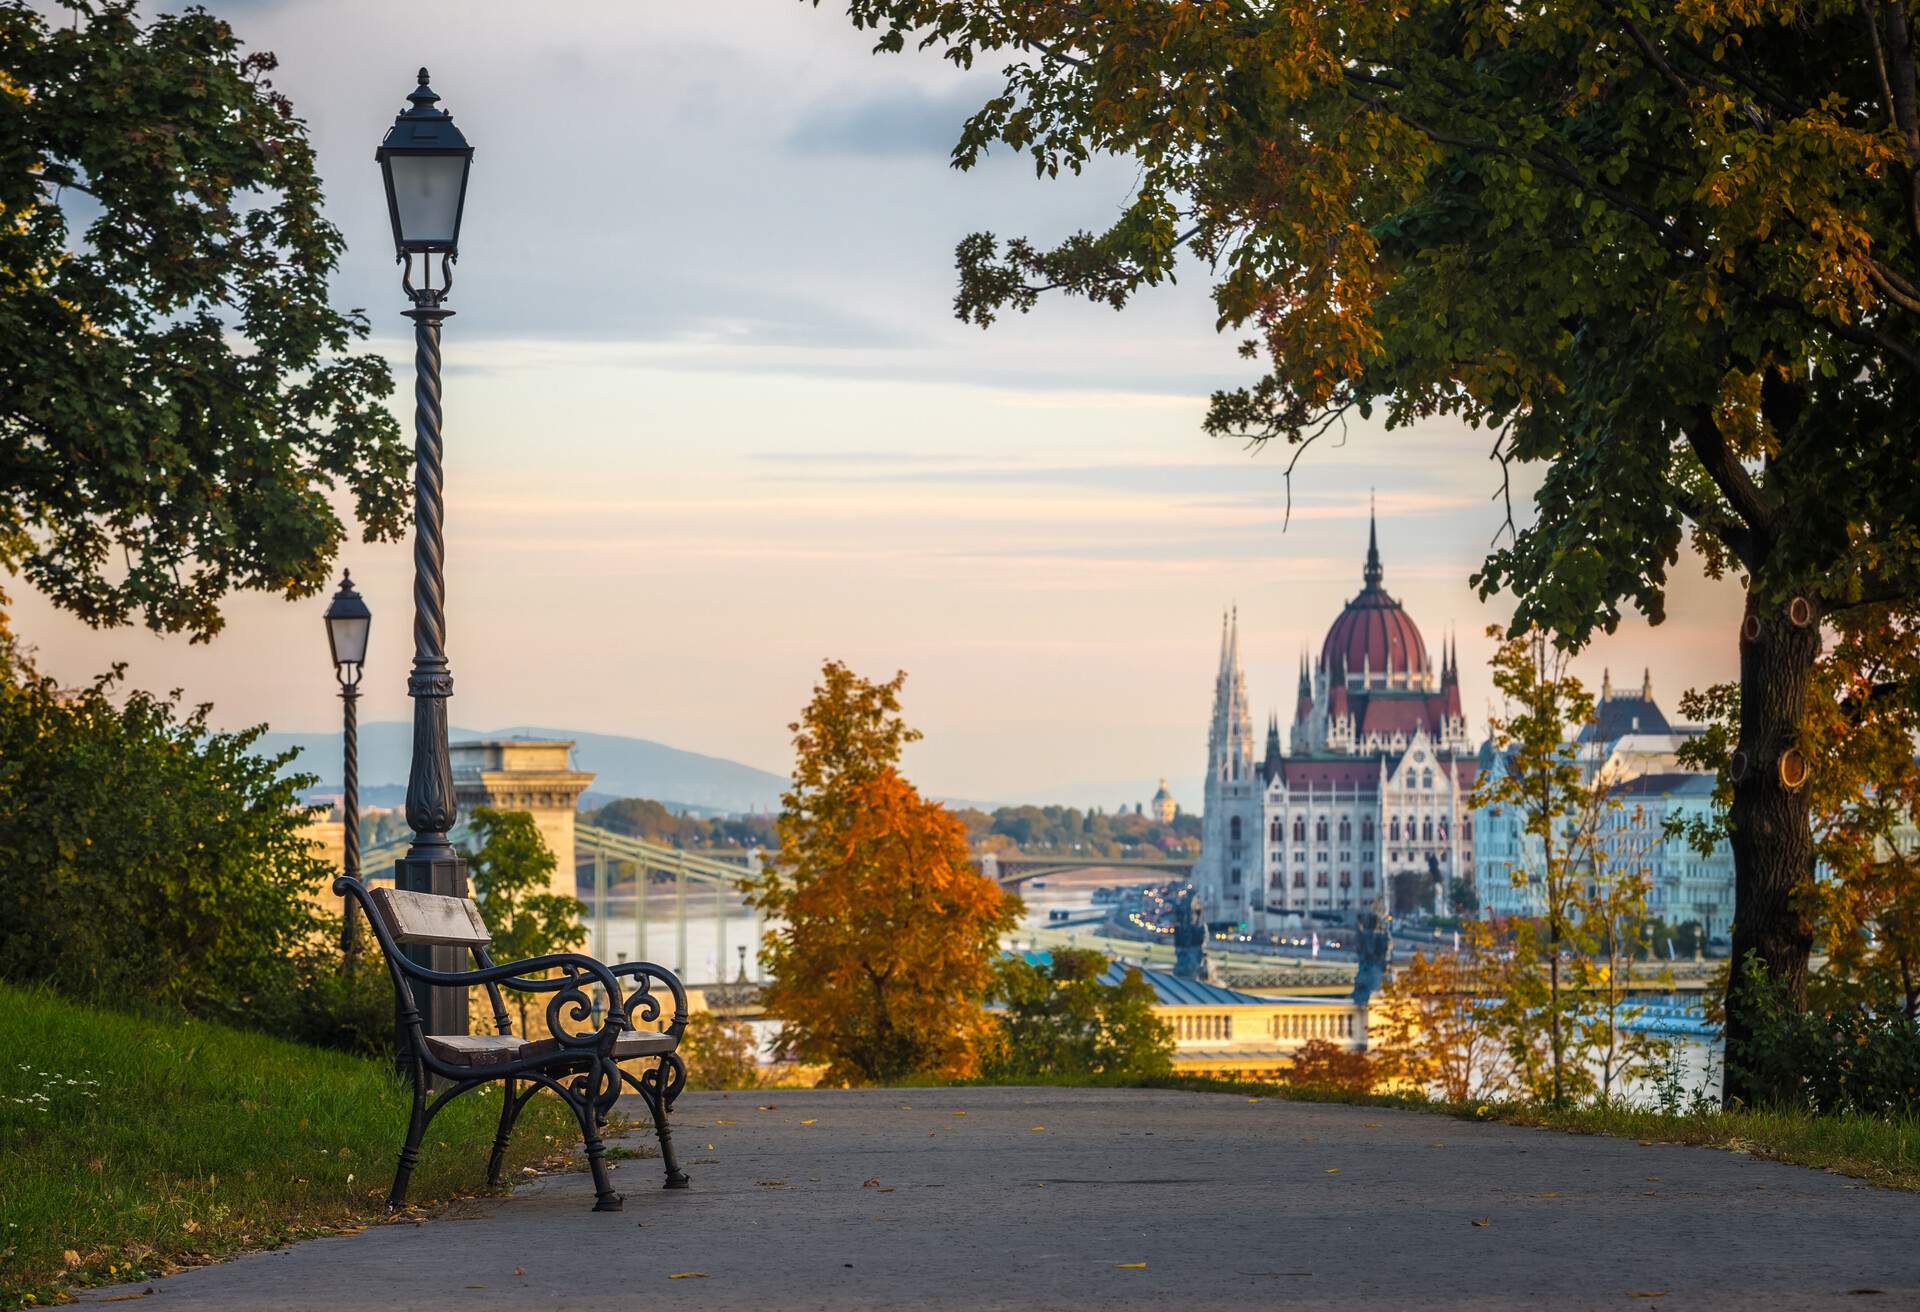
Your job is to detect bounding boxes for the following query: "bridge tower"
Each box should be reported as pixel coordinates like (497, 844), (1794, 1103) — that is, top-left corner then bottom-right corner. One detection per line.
(450, 738), (595, 902)
(1197, 609), (1258, 929)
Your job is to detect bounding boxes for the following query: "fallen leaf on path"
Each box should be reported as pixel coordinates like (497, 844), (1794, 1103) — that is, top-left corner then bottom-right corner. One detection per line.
(1646, 1175), (1661, 1182)
(669, 1272), (708, 1280)
(1324, 1168), (1342, 1174)
(757, 1180), (787, 1187)
(952, 1110), (967, 1116)
(863, 1177), (883, 1188)
(1115, 1262), (1148, 1269)
(95, 1294), (157, 1304)
(714, 1120), (738, 1125)
(756, 1105), (778, 1111)
(1643, 1190), (1660, 1196)
(1362, 1123), (1381, 1128)
(1470, 1218), (1491, 1227)
(513, 1267), (526, 1277)
(1030, 1125), (1046, 1132)
(1532, 1192), (1559, 1198)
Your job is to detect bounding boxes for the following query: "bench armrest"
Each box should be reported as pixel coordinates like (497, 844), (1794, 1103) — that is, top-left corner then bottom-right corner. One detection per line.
(609, 961), (690, 1042)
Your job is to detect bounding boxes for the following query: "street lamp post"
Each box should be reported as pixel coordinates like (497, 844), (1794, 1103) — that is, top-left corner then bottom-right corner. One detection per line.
(377, 68), (475, 1042)
(324, 572), (372, 969)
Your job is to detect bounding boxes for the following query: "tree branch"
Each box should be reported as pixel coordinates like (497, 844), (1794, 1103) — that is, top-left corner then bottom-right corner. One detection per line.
(1683, 412), (1773, 551)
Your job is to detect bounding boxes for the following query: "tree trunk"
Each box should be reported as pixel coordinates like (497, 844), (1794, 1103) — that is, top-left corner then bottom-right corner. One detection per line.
(1720, 589), (1820, 1108)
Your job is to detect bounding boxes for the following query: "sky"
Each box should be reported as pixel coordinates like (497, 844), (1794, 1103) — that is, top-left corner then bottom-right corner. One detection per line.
(12, 1), (1746, 807)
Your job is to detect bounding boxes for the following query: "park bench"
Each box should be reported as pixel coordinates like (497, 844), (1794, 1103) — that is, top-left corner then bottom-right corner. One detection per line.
(335, 874), (691, 1212)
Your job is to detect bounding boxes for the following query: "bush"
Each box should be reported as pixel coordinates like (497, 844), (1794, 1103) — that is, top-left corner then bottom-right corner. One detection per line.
(985, 949), (1174, 1081)
(1729, 954), (1920, 1116)
(0, 659), (326, 1021)
(1285, 1038), (1379, 1095)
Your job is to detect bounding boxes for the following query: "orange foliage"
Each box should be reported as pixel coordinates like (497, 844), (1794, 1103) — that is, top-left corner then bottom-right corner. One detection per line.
(755, 662), (1019, 1085)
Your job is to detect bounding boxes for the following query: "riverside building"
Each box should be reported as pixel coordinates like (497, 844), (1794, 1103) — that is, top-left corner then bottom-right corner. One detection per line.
(1196, 518), (1478, 931)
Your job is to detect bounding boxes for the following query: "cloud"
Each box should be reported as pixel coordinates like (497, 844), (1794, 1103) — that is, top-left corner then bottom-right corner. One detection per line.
(785, 84), (985, 157)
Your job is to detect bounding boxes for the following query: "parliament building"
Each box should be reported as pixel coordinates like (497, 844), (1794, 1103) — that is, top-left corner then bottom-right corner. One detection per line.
(1196, 517), (1478, 929)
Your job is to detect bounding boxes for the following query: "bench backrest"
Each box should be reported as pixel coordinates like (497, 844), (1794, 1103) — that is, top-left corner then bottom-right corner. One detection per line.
(369, 886), (492, 947)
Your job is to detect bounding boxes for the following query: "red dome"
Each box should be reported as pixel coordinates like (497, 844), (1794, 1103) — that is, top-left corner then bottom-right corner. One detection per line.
(1318, 521), (1429, 680)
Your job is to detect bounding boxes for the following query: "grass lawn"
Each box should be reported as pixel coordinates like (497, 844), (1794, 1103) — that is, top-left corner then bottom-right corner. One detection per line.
(0, 984), (577, 1309)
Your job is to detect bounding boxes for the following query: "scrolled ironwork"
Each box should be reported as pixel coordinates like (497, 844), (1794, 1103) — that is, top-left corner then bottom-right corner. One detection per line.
(333, 873), (693, 1210)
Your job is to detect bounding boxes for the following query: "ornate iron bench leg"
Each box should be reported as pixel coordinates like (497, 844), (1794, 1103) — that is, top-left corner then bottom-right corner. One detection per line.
(631, 1054), (690, 1189)
(389, 1071), (430, 1211)
(560, 1058), (624, 1212)
(486, 1076), (521, 1188)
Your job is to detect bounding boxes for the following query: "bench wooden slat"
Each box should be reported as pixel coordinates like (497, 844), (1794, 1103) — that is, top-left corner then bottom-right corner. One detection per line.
(369, 886), (491, 946)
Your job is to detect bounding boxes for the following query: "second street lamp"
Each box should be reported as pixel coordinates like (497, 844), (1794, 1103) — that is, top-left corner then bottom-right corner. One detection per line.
(377, 67), (474, 1042)
(324, 571), (372, 968)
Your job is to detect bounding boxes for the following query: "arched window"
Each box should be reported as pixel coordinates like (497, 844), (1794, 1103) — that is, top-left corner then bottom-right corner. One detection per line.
(1315, 817), (1329, 842)
(1270, 818), (1283, 842)
(1389, 816), (1400, 841)
(1229, 816), (1242, 842)
(1361, 817), (1374, 842)
(1422, 817), (1434, 841)
(1422, 769), (1434, 790)
(1293, 818), (1307, 842)
(1338, 817), (1352, 841)
(1464, 818), (1473, 839)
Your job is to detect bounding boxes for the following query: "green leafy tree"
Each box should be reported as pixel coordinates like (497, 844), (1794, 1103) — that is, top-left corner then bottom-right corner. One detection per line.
(462, 807), (587, 1035)
(0, 0), (408, 639)
(810, 0), (1920, 1109)
(985, 948), (1173, 1080)
(0, 649), (324, 1016)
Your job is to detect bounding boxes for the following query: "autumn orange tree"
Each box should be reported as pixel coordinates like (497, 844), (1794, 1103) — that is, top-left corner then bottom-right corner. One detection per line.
(813, 0), (1920, 1107)
(752, 661), (1019, 1085)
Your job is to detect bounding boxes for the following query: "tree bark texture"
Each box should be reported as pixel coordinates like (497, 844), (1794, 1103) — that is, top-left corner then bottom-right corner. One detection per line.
(1720, 589), (1821, 1108)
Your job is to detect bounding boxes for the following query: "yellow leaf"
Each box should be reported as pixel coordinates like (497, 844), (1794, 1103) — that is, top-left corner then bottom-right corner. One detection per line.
(1115, 1262), (1148, 1269)
(757, 1179), (787, 1187)
(669, 1272), (708, 1280)
(800, 1119), (817, 1126)
(714, 1120), (738, 1125)
(1325, 1168), (1342, 1174)
(1471, 1217), (1491, 1227)
(951, 1110), (967, 1116)
(1030, 1125), (1046, 1132)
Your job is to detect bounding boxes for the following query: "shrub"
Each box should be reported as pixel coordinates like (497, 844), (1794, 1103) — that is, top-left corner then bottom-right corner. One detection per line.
(985, 948), (1175, 1081)
(0, 659), (325, 1020)
(1729, 953), (1920, 1116)
(1284, 1038), (1379, 1095)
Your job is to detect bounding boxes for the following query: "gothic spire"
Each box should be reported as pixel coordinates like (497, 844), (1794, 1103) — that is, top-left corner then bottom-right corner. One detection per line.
(1364, 494), (1383, 588)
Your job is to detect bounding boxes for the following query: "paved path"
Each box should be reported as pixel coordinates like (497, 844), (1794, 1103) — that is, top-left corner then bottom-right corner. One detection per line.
(76, 1087), (1920, 1310)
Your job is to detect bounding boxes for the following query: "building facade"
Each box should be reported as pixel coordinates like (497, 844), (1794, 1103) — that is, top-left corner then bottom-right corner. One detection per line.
(1470, 673), (1736, 938)
(1198, 519), (1478, 930)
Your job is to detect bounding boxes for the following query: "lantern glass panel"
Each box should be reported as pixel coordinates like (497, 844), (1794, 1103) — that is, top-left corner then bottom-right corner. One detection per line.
(388, 152), (466, 249)
(327, 614), (371, 668)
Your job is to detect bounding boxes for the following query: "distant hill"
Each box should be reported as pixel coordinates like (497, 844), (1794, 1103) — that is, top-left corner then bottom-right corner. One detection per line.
(255, 723), (788, 814)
